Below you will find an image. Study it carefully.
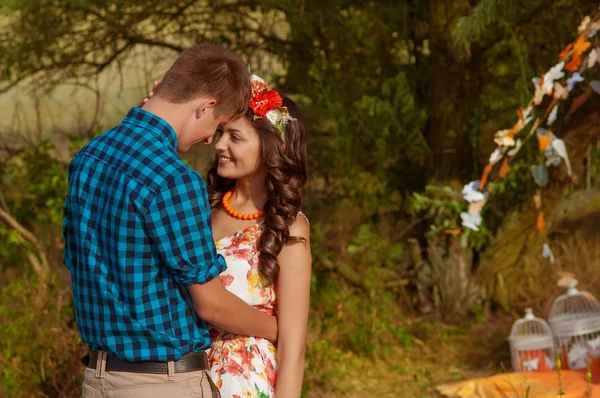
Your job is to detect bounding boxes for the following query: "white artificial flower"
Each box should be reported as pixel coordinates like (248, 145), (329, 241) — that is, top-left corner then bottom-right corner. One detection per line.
(547, 105), (558, 126)
(551, 138), (572, 176)
(280, 113), (297, 126)
(588, 336), (600, 358)
(521, 116), (534, 130)
(534, 82), (546, 105)
(568, 342), (590, 369)
(494, 129), (516, 147)
(461, 212), (482, 231)
(266, 109), (283, 125)
(462, 181), (485, 203)
(554, 82), (568, 99)
(567, 72), (585, 92)
(251, 74), (265, 83)
(542, 243), (555, 264)
(516, 106), (533, 133)
(588, 49), (598, 68)
(489, 147), (504, 165)
(522, 357), (540, 372)
(542, 62), (565, 94)
(522, 105), (533, 121)
(578, 16), (591, 34)
(507, 139), (522, 157)
(589, 22), (600, 38)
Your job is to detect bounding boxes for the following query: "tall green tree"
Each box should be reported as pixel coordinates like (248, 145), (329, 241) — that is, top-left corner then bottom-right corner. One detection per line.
(2, 0), (599, 309)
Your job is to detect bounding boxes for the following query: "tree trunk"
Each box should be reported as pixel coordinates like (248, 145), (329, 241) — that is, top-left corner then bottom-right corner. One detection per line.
(478, 98), (600, 310)
(427, 0), (481, 184)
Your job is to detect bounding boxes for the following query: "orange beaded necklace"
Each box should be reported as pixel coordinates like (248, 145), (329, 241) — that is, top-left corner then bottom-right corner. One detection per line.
(222, 190), (264, 220)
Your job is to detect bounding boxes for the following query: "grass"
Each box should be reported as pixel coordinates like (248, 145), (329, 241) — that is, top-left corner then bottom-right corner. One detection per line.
(304, 314), (513, 397)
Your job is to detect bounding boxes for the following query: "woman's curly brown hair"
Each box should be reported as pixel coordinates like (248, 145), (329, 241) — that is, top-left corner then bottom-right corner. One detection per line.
(207, 94), (308, 285)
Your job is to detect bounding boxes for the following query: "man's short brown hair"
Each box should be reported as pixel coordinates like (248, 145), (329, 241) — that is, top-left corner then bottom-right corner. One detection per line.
(155, 43), (251, 117)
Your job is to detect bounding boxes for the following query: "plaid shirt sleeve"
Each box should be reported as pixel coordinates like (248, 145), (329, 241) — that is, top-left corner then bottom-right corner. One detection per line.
(143, 171), (226, 286)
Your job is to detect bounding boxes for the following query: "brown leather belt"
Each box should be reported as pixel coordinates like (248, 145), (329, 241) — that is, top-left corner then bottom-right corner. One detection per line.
(82, 351), (209, 374)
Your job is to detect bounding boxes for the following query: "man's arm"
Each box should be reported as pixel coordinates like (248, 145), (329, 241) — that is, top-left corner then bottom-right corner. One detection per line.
(143, 171), (277, 340)
(189, 279), (277, 341)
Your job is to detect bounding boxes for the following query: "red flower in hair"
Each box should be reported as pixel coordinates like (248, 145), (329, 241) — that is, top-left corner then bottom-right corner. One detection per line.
(250, 90), (283, 117)
(251, 80), (270, 98)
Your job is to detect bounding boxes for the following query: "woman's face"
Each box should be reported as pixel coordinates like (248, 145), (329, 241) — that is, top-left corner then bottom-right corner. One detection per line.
(214, 116), (262, 179)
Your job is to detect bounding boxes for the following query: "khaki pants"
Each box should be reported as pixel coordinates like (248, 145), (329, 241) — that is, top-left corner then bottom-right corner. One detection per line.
(82, 353), (220, 398)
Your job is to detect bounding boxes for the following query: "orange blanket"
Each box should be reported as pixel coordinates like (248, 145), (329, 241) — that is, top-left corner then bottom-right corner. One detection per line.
(437, 367), (600, 397)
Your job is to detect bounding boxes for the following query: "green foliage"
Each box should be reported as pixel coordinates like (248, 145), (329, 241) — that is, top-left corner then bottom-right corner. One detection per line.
(352, 72), (429, 183)
(0, 135), (88, 396)
(306, 275), (411, 371)
(452, 0), (516, 58)
(0, 138), (81, 271)
(412, 185), (490, 250)
(1, 1), (600, 395)
(0, 276), (83, 397)
(5, 140), (69, 224)
(412, 185), (465, 236)
(347, 224), (404, 272)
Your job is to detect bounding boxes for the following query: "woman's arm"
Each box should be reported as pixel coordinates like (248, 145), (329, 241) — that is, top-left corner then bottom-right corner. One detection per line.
(275, 215), (312, 398)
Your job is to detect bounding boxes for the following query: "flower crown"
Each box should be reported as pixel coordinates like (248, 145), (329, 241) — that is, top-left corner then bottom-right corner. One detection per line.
(249, 74), (296, 137)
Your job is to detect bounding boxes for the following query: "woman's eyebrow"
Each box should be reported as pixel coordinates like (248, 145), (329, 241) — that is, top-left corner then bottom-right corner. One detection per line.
(226, 128), (243, 135)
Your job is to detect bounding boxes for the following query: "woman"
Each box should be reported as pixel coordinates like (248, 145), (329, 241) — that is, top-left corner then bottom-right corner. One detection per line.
(140, 75), (311, 397)
(205, 75), (311, 397)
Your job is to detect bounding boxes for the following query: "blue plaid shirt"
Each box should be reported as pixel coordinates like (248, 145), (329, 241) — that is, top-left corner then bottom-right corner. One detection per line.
(62, 107), (226, 362)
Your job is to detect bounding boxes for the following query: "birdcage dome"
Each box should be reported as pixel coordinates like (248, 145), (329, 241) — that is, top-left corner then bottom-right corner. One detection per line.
(548, 280), (600, 339)
(509, 308), (554, 351)
(508, 308), (555, 372)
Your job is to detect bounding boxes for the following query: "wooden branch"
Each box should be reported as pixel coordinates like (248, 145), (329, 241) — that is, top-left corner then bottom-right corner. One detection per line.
(0, 354), (27, 378)
(127, 36), (184, 53)
(550, 189), (600, 228)
(0, 207), (50, 280)
(320, 257), (372, 292)
(397, 214), (434, 240)
(0, 190), (8, 213)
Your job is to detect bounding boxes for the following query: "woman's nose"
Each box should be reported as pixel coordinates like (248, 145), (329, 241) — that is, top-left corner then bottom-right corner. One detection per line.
(214, 136), (226, 151)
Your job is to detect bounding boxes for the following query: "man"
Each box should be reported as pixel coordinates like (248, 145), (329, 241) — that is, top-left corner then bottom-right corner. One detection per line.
(62, 43), (277, 397)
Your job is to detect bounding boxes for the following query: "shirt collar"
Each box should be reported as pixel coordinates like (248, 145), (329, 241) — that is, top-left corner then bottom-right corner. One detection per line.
(122, 107), (179, 151)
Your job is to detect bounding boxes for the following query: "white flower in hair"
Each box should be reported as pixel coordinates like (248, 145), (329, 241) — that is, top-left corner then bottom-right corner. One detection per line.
(266, 109), (283, 125)
(251, 74), (265, 83)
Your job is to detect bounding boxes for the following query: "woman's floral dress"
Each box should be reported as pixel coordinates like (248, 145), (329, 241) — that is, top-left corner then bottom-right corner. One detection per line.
(207, 222), (277, 398)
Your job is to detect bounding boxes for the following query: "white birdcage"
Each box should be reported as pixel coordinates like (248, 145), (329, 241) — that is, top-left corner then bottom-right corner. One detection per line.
(508, 308), (555, 372)
(548, 279), (600, 369)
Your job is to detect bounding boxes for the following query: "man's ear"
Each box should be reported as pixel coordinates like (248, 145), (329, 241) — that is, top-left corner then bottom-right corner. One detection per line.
(195, 98), (217, 119)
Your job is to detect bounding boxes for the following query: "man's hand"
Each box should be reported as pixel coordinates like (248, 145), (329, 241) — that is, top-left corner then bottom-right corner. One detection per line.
(137, 81), (159, 108)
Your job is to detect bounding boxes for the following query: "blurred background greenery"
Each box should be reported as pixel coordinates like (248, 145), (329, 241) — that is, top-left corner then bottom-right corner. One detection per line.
(1, 1), (600, 396)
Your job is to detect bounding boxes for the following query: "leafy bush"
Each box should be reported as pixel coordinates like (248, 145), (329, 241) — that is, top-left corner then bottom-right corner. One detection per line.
(0, 276), (84, 397)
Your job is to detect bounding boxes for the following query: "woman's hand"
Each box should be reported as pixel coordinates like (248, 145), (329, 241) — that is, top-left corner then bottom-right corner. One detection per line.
(137, 81), (159, 108)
